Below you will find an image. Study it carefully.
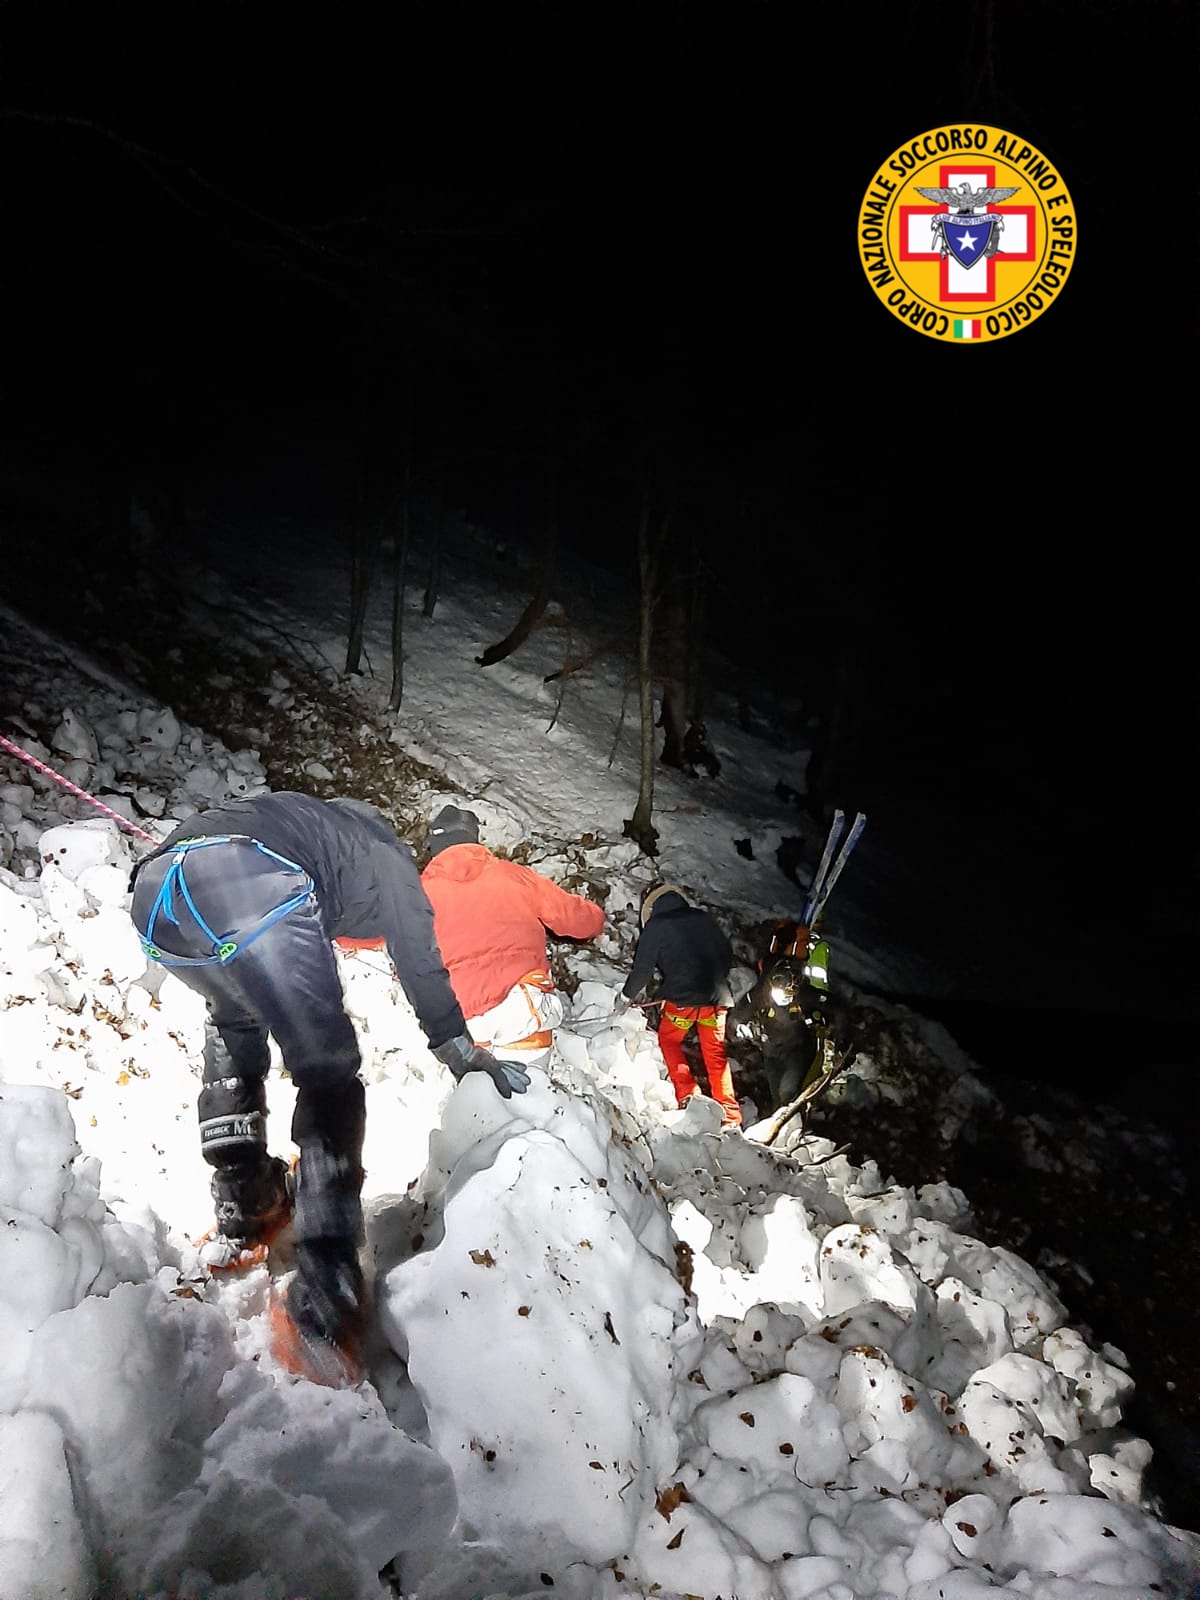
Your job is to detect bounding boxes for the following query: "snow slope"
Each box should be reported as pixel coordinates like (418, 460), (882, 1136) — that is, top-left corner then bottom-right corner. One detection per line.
(1, 567), (1198, 1598)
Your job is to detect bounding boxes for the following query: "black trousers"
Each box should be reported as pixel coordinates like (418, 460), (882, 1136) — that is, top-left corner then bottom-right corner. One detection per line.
(132, 840), (365, 1245)
(763, 1042), (817, 1111)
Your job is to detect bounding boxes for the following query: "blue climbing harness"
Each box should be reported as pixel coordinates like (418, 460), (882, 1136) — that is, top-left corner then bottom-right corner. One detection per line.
(138, 834), (314, 967)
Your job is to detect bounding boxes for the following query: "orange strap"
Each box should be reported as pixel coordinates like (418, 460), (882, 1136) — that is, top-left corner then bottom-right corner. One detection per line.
(501, 1029), (554, 1052)
(488, 971), (556, 1053)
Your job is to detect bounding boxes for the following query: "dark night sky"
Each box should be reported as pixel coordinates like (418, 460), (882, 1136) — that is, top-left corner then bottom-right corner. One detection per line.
(2, 4), (1195, 1032)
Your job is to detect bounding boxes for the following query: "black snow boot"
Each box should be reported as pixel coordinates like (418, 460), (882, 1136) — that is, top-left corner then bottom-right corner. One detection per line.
(211, 1154), (294, 1246)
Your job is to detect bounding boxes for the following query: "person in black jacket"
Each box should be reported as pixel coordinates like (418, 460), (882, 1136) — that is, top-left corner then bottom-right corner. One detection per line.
(129, 792), (527, 1386)
(616, 884), (742, 1126)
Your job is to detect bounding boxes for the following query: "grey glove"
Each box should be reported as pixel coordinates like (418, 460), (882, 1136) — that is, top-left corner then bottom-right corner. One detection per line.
(612, 993), (633, 1018)
(433, 1034), (530, 1099)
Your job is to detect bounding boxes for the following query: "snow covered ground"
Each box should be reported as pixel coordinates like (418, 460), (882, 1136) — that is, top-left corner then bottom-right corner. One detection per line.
(1, 553), (1198, 1598)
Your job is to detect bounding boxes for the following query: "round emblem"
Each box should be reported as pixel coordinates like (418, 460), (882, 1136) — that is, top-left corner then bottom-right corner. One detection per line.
(858, 124), (1076, 343)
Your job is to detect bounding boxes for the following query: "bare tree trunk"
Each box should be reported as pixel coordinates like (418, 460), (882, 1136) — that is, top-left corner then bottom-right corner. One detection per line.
(345, 455), (380, 676)
(624, 485), (660, 855)
(657, 588), (688, 769)
(422, 476), (443, 619)
(387, 399), (413, 712)
(684, 559), (706, 726)
(476, 463), (556, 667)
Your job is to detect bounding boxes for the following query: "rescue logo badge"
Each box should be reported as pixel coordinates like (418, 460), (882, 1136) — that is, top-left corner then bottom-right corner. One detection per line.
(859, 125), (1076, 343)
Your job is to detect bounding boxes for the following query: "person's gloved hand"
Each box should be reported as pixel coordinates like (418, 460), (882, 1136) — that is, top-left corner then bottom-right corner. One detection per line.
(612, 993), (632, 1018)
(433, 1034), (530, 1098)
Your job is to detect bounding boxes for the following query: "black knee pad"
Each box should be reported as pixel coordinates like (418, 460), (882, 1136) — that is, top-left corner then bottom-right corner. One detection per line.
(198, 1075), (268, 1170)
(291, 1079), (367, 1245)
(291, 1078), (366, 1162)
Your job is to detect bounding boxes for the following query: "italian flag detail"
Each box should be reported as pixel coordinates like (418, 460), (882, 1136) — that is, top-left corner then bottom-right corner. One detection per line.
(953, 319), (981, 340)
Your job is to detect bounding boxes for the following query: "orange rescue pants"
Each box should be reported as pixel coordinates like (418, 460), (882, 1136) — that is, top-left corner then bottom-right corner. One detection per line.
(657, 1004), (742, 1125)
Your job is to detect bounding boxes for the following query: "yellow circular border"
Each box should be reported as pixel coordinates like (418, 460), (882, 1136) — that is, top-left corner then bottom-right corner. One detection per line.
(858, 124), (1076, 344)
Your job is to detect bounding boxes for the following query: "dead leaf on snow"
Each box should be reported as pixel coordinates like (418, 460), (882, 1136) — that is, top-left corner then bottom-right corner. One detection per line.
(469, 1249), (496, 1267)
(655, 1482), (692, 1520)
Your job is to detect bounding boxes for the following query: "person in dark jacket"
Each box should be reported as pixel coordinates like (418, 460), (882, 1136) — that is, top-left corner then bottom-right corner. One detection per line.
(616, 884), (742, 1126)
(129, 791), (526, 1386)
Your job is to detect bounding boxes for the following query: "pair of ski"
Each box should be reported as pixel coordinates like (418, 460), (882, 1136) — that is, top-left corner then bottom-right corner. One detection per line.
(801, 809), (866, 927)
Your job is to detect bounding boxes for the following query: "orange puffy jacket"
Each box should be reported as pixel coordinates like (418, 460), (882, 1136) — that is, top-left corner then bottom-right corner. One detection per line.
(421, 844), (604, 1019)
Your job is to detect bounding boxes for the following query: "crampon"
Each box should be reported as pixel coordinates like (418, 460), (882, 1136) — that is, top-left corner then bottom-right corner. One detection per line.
(267, 1289), (364, 1388)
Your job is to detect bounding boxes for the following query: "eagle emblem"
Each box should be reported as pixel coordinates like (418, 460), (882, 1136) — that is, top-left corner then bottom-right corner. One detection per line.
(915, 181), (1021, 268)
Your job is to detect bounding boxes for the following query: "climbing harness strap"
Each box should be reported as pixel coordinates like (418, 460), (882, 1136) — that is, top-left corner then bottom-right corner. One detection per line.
(138, 835), (314, 967)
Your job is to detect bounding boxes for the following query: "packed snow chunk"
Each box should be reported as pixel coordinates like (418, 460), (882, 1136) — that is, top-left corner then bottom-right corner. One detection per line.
(142, 1361), (456, 1595)
(972, 1243), (1067, 1349)
(739, 1193), (824, 1316)
(37, 817), (128, 882)
(916, 1180), (973, 1228)
(957, 1377), (1089, 1496)
(380, 1077), (702, 1575)
(0, 1410), (95, 1599)
(699, 1482), (812, 1564)
(693, 1371), (846, 1487)
(843, 1495), (932, 1596)
(141, 1472), (372, 1600)
(928, 1275), (1013, 1397)
(908, 1573), (1022, 1600)
(819, 1220), (930, 1318)
(844, 1181), (914, 1242)
(1002, 1491), (1184, 1589)
(182, 761), (228, 803)
(972, 1350), (1084, 1444)
(629, 1489), (778, 1597)
(1087, 1433), (1155, 1508)
(50, 706), (100, 766)
(23, 1279), (233, 1526)
(0, 1082), (83, 1224)
(38, 859), (147, 983)
(836, 1345), (982, 1491)
(1043, 1325), (1133, 1430)
(0, 1213), (70, 1409)
(137, 704), (183, 752)
(0, 874), (55, 982)
(133, 785), (167, 817)
(722, 1301), (811, 1380)
(942, 1490), (1002, 1563)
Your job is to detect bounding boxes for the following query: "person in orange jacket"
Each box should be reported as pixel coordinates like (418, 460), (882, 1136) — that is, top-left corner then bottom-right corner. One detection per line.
(420, 804), (605, 1069)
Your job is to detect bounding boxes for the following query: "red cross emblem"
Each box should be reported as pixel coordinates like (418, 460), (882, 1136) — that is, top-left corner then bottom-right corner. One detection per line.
(899, 164), (1035, 303)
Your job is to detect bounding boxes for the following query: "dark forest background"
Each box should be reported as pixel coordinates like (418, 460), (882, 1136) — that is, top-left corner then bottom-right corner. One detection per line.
(2, 3), (1195, 1041)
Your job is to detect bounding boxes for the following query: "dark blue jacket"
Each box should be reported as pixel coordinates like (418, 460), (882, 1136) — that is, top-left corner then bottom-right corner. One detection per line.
(622, 891), (733, 1007)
